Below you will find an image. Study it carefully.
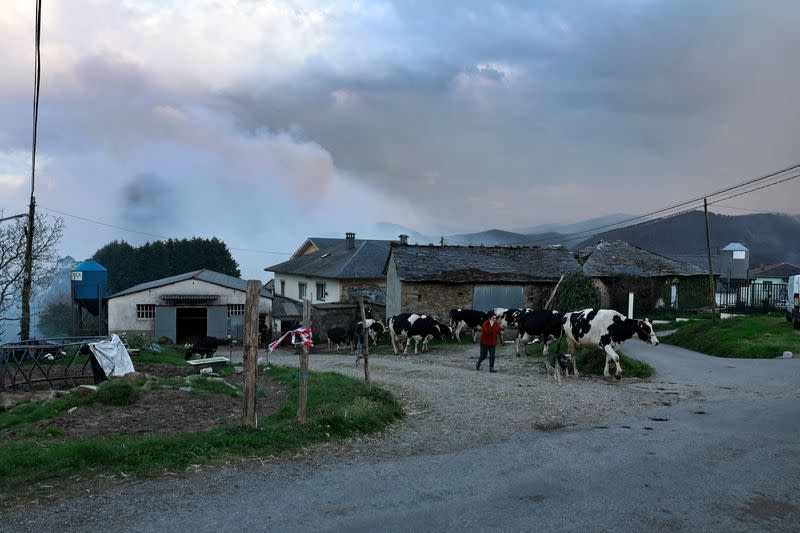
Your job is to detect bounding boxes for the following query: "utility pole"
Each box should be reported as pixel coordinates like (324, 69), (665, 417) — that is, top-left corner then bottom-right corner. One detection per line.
(358, 297), (371, 390)
(21, 0), (43, 341)
(242, 280), (261, 427)
(704, 198), (716, 323)
(297, 298), (311, 424)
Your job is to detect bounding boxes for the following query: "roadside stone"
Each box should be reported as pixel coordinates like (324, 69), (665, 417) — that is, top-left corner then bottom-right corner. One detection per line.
(780, 351), (793, 359)
(186, 375), (202, 382)
(77, 385), (98, 396)
(1, 398), (18, 410)
(179, 387), (193, 393)
(123, 371), (146, 381)
(67, 406), (78, 415)
(142, 380), (157, 391)
(234, 366), (244, 374)
(143, 373), (158, 381)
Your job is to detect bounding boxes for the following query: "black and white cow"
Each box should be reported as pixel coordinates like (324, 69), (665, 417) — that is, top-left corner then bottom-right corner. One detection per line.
(348, 319), (386, 350)
(388, 313), (452, 355)
(561, 309), (659, 379)
(326, 327), (349, 351)
(515, 310), (565, 357)
(449, 309), (488, 342)
(488, 307), (530, 342)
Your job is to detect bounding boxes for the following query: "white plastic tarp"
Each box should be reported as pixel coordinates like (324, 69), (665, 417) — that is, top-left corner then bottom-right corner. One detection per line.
(89, 334), (135, 378)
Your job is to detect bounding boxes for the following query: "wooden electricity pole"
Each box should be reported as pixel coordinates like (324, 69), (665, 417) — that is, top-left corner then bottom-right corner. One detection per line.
(242, 280), (261, 427)
(297, 298), (311, 424)
(358, 297), (371, 390)
(704, 198), (717, 323)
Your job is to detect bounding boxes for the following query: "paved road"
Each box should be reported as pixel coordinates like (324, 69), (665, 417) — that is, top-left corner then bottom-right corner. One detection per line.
(14, 342), (800, 532)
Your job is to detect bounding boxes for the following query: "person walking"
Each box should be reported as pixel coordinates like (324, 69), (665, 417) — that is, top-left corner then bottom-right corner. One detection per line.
(476, 313), (502, 372)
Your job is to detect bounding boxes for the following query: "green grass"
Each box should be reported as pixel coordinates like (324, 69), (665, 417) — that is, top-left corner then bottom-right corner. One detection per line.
(660, 314), (800, 358)
(131, 345), (188, 365)
(0, 366), (403, 494)
(0, 391), (94, 431)
(573, 349), (654, 378)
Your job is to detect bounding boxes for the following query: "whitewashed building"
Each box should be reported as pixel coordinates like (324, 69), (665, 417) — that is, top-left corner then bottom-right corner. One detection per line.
(107, 269), (272, 344)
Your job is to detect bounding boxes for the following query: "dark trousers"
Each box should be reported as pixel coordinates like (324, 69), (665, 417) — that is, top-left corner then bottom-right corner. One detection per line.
(477, 344), (496, 369)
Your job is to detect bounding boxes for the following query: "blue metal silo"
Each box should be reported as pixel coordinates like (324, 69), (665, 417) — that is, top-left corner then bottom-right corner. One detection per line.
(71, 260), (108, 316)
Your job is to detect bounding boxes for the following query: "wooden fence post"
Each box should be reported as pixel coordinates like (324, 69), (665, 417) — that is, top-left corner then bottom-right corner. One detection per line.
(297, 298), (311, 424)
(358, 297), (371, 390)
(242, 280), (261, 427)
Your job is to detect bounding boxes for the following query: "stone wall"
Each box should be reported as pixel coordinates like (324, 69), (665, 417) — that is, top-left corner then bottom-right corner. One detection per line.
(339, 279), (386, 305)
(398, 282), (557, 321)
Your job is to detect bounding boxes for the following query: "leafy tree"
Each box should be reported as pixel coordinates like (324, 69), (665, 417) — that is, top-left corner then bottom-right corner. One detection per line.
(37, 299), (73, 337)
(92, 237), (241, 294)
(552, 272), (601, 313)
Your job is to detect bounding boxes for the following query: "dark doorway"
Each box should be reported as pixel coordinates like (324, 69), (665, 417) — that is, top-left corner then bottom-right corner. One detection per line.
(176, 307), (207, 344)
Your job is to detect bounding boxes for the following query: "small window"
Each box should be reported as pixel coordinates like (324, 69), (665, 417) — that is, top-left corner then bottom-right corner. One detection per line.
(136, 304), (155, 319)
(228, 304), (245, 317)
(298, 282), (307, 299)
(733, 250), (746, 259)
(316, 282), (326, 301)
(280, 280), (285, 296)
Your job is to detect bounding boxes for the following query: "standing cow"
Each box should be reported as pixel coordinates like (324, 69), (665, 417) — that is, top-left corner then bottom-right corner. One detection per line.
(326, 327), (349, 351)
(348, 319), (385, 350)
(515, 310), (565, 357)
(449, 309), (488, 342)
(561, 309), (659, 379)
(388, 313), (452, 355)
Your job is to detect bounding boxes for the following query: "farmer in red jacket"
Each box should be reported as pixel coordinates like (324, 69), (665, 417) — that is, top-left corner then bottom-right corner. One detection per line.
(476, 313), (502, 372)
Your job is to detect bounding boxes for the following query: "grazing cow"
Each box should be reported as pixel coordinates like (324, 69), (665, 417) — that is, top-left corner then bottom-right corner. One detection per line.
(561, 309), (659, 379)
(515, 310), (565, 357)
(545, 352), (575, 383)
(348, 319), (385, 350)
(388, 313), (452, 355)
(326, 327), (349, 351)
(184, 336), (223, 360)
(449, 309), (488, 342)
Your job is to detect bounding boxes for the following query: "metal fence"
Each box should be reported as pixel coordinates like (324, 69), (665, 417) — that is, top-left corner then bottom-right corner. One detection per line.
(1, 336), (107, 391)
(716, 282), (788, 312)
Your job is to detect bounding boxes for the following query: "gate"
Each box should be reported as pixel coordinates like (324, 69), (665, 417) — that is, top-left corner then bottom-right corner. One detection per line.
(473, 285), (524, 312)
(717, 281), (788, 312)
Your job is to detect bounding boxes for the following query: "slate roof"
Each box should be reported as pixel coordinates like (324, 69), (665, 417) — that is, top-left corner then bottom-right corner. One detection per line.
(108, 269), (272, 299)
(580, 241), (706, 278)
(664, 254), (720, 275)
(389, 245), (582, 283)
(722, 242), (748, 252)
(266, 239), (393, 279)
(749, 262), (800, 279)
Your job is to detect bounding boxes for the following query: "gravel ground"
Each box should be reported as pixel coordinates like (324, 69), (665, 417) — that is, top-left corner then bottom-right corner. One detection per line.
(264, 341), (672, 458)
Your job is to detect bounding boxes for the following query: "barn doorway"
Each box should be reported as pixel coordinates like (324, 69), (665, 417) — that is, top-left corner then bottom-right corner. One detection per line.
(473, 285), (524, 312)
(176, 307), (207, 344)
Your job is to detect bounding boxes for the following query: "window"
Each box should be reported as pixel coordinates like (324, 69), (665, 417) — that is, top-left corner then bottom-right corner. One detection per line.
(316, 282), (326, 301)
(298, 282), (307, 299)
(280, 280), (285, 296)
(733, 250), (746, 259)
(228, 304), (244, 317)
(136, 304), (155, 319)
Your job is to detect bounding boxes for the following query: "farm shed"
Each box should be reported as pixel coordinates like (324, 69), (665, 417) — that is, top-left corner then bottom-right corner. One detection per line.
(107, 269), (272, 344)
(578, 240), (712, 313)
(385, 245), (582, 320)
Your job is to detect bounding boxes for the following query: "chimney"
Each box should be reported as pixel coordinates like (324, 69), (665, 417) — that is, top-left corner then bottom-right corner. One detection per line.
(398, 234), (409, 245)
(345, 232), (356, 250)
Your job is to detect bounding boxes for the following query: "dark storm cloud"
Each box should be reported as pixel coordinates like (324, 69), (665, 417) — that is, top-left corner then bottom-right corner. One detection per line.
(120, 173), (175, 228)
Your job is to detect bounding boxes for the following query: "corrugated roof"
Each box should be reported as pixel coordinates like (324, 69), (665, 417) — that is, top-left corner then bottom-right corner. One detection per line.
(108, 269), (272, 299)
(749, 262), (800, 278)
(390, 245), (581, 282)
(272, 295), (302, 318)
(266, 239), (393, 279)
(580, 241), (706, 278)
(722, 242), (749, 251)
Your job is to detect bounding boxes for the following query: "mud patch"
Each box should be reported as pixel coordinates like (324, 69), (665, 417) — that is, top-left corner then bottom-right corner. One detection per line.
(740, 495), (799, 521)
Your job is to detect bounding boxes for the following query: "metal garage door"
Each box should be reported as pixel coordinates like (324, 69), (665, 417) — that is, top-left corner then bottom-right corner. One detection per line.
(154, 307), (176, 343)
(473, 285), (524, 312)
(207, 306), (228, 338)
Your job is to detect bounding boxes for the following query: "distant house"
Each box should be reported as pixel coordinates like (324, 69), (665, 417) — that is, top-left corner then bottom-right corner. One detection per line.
(719, 242), (750, 281)
(578, 240), (710, 313)
(265, 232), (396, 335)
(749, 262), (800, 284)
(107, 269), (272, 344)
(385, 245), (582, 319)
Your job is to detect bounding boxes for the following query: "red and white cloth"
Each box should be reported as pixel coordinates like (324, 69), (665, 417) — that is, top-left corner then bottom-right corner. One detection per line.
(268, 327), (314, 353)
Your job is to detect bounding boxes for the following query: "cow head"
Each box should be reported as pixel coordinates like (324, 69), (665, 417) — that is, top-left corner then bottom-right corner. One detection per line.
(437, 323), (454, 341)
(636, 318), (659, 346)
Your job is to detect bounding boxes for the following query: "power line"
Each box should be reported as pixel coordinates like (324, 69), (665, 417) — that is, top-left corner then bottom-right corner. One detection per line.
(39, 206), (291, 256)
(528, 164), (800, 246)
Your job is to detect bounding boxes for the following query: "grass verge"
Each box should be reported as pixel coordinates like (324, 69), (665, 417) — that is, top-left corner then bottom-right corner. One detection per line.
(574, 349), (654, 378)
(659, 314), (799, 358)
(0, 366), (402, 494)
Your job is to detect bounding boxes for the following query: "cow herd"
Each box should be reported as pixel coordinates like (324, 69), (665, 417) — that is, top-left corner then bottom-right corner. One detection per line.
(326, 307), (660, 381)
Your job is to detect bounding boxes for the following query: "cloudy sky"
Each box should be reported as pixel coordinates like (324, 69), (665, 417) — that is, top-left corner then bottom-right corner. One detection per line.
(2, 0), (800, 279)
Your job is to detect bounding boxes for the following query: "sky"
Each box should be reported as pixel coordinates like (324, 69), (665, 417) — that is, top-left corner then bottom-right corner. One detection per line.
(1, 0), (800, 280)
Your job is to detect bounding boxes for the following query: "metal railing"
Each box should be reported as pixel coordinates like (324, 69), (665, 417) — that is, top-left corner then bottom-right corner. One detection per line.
(0, 336), (107, 391)
(717, 282), (788, 312)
